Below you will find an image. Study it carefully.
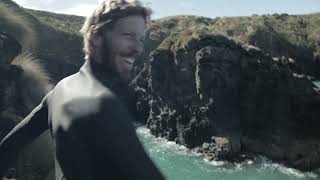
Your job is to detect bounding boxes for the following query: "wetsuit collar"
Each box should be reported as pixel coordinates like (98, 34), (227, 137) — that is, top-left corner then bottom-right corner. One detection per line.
(82, 59), (138, 119)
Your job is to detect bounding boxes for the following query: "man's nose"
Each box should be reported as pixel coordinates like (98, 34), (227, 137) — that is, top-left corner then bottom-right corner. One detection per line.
(131, 39), (144, 56)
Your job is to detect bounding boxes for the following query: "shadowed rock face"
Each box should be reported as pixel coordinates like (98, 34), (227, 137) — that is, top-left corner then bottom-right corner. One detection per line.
(133, 33), (246, 154)
(131, 30), (320, 170)
(0, 31), (54, 180)
(0, 32), (23, 140)
(0, 32), (21, 65)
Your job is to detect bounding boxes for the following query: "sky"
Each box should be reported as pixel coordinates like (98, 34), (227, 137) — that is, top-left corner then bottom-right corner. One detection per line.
(12, 0), (320, 19)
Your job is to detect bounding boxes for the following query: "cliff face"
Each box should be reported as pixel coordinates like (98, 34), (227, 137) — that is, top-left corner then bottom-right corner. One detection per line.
(1, 0), (320, 172)
(131, 29), (320, 170)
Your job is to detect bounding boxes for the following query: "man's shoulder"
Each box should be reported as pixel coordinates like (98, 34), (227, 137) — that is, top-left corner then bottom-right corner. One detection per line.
(48, 73), (120, 128)
(51, 70), (113, 101)
(49, 89), (119, 132)
(62, 91), (117, 117)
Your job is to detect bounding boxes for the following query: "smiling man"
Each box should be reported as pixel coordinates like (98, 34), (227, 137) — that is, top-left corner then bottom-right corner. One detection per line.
(0, 0), (165, 180)
(87, 6), (146, 81)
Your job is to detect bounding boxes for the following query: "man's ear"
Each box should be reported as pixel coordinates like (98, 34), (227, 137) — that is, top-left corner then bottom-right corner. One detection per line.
(91, 25), (103, 48)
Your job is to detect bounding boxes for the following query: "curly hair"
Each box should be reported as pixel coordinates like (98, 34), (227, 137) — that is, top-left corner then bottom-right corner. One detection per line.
(80, 0), (152, 60)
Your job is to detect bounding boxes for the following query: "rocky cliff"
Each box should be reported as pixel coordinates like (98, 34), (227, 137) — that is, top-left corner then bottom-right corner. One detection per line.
(1, 0), (320, 173)
(131, 29), (320, 170)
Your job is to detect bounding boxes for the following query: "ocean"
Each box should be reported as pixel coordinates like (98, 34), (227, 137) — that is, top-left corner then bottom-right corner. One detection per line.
(136, 127), (319, 180)
(314, 81), (320, 88)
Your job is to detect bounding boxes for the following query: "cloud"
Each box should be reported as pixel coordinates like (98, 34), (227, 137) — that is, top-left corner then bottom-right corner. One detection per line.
(56, 3), (98, 16)
(13, 0), (99, 13)
(13, 0), (156, 17)
(178, 2), (193, 8)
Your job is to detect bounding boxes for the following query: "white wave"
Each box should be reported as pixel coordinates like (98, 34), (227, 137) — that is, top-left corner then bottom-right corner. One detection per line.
(276, 164), (318, 179)
(256, 156), (318, 179)
(136, 126), (190, 156)
(136, 126), (319, 179)
(278, 165), (306, 178)
(313, 81), (320, 88)
(246, 160), (254, 165)
(204, 159), (225, 167)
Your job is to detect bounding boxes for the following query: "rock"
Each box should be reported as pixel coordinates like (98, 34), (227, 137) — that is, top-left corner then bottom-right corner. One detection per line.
(212, 137), (230, 147)
(200, 137), (235, 161)
(210, 137), (233, 160)
(133, 30), (243, 148)
(131, 29), (320, 170)
(0, 32), (24, 125)
(202, 143), (210, 150)
(192, 146), (203, 153)
(0, 32), (21, 64)
(241, 135), (320, 171)
(207, 155), (215, 161)
(0, 30), (54, 179)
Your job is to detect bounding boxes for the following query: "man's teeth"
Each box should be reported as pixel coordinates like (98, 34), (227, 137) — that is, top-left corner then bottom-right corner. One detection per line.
(124, 58), (135, 64)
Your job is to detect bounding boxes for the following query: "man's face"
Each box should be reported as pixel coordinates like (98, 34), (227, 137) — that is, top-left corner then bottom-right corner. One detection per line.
(102, 15), (146, 81)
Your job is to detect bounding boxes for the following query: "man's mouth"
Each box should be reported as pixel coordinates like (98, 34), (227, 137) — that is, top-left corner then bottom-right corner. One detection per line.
(123, 57), (135, 65)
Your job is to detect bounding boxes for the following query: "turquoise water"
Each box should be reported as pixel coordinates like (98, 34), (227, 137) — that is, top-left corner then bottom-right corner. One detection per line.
(136, 127), (319, 180)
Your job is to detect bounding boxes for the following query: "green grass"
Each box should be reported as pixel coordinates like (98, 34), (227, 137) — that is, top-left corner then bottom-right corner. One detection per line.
(26, 9), (84, 35)
(1, 0), (319, 79)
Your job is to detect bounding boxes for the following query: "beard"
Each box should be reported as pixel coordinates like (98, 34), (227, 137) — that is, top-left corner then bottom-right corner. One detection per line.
(100, 39), (113, 71)
(100, 40), (131, 82)
(100, 39), (136, 82)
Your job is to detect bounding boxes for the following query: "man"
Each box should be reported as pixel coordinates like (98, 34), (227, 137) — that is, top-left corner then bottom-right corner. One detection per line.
(0, 0), (165, 179)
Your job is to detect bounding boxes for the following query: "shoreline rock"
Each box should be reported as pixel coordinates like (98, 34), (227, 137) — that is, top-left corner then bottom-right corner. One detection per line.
(131, 30), (320, 171)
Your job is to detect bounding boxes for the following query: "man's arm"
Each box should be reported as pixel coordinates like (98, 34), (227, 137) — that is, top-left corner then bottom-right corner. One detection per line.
(0, 92), (51, 177)
(60, 95), (165, 180)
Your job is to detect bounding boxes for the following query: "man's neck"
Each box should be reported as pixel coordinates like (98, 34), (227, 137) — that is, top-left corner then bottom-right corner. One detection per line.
(85, 59), (137, 119)
(89, 58), (118, 80)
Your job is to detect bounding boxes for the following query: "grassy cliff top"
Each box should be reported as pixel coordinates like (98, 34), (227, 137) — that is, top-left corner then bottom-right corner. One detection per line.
(25, 9), (84, 35)
(1, 0), (319, 79)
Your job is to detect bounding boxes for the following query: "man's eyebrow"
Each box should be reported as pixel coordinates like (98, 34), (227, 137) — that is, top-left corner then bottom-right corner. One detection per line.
(119, 30), (134, 35)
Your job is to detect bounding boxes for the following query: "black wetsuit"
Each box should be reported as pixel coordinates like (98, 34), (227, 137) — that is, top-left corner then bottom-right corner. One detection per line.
(0, 60), (165, 180)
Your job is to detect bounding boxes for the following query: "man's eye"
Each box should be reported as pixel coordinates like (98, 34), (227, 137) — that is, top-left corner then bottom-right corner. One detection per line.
(122, 33), (132, 36)
(140, 37), (146, 42)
